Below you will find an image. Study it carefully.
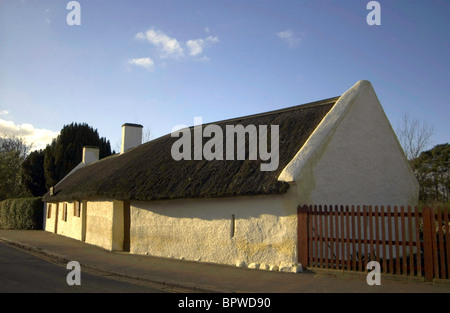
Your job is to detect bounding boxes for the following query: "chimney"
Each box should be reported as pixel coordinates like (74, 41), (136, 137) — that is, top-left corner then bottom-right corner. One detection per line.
(121, 123), (143, 153)
(82, 146), (99, 164)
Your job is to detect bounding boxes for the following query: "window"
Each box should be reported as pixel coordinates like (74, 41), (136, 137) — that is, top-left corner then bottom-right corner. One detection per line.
(73, 201), (81, 217)
(63, 203), (68, 222)
(47, 204), (52, 219)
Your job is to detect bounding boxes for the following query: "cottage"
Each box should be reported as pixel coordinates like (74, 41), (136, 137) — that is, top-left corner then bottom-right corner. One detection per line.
(42, 80), (419, 271)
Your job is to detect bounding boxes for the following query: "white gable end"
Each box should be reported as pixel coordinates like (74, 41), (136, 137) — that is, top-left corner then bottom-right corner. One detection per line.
(279, 80), (419, 206)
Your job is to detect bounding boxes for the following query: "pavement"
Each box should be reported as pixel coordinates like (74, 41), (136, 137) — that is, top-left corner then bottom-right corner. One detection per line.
(0, 229), (449, 293)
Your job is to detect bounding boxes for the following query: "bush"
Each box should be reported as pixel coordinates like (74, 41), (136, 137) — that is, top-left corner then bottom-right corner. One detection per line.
(0, 197), (44, 230)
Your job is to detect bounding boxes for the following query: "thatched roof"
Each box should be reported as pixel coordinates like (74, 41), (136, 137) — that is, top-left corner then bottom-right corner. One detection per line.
(43, 97), (338, 202)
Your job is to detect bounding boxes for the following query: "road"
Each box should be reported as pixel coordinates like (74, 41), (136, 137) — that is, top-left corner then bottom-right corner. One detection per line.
(0, 242), (173, 293)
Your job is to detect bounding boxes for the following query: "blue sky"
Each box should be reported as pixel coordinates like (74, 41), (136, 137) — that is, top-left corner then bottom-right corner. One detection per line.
(0, 0), (448, 151)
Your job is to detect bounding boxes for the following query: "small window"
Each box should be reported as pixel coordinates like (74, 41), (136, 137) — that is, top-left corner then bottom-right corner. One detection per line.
(73, 201), (81, 217)
(63, 203), (68, 222)
(47, 204), (52, 219)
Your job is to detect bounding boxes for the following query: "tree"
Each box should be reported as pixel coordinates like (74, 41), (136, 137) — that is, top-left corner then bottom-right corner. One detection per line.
(22, 149), (47, 197)
(0, 134), (32, 157)
(142, 126), (152, 143)
(396, 111), (435, 161)
(412, 143), (450, 203)
(44, 123), (112, 188)
(0, 135), (32, 200)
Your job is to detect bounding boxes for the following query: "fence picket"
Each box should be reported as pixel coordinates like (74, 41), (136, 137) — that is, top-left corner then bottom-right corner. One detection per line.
(308, 206), (315, 266)
(351, 206), (357, 271)
(414, 206), (422, 277)
(356, 205), (362, 271)
(324, 205), (329, 269)
(374, 206), (380, 266)
(423, 207), (434, 281)
(329, 206), (335, 269)
(339, 205), (345, 269)
(334, 205), (342, 268)
(437, 208), (445, 279)
(405, 205), (414, 276)
(318, 205), (323, 268)
(401, 206), (407, 275)
(387, 206), (394, 274)
(368, 206), (373, 263)
(393, 206), (401, 274)
(445, 207), (450, 279)
(313, 205), (319, 268)
(363, 205), (368, 269)
(431, 209), (439, 279)
(407, 206), (414, 276)
(380, 206), (388, 274)
(345, 206), (351, 271)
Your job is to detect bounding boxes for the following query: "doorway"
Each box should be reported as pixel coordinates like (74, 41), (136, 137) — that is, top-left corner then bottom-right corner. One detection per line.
(54, 203), (59, 233)
(123, 201), (130, 252)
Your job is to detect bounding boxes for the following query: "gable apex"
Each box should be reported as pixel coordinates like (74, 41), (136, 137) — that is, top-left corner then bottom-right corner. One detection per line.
(278, 80), (374, 182)
(278, 80), (419, 206)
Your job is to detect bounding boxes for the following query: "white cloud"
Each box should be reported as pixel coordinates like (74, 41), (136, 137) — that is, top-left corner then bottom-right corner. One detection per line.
(135, 32), (145, 40)
(186, 39), (203, 56)
(276, 29), (301, 47)
(128, 57), (155, 71)
(0, 118), (59, 151)
(186, 36), (219, 56)
(133, 28), (218, 62)
(0, 110), (8, 115)
(135, 29), (184, 58)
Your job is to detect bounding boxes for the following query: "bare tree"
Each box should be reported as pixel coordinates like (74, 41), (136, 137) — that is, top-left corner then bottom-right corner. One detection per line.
(142, 127), (152, 143)
(0, 134), (33, 158)
(396, 111), (435, 161)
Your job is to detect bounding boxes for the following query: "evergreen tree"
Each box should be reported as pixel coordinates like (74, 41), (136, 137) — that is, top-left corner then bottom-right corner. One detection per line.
(44, 123), (112, 188)
(412, 143), (450, 203)
(22, 149), (47, 197)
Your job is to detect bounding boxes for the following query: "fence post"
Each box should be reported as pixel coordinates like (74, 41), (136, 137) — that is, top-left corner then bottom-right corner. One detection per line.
(422, 206), (434, 282)
(298, 205), (309, 267)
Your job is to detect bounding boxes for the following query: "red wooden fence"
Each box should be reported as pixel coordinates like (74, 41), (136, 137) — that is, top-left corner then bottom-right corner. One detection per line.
(297, 205), (449, 282)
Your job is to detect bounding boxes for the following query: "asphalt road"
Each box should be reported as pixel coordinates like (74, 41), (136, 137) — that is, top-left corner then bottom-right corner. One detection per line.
(0, 242), (172, 293)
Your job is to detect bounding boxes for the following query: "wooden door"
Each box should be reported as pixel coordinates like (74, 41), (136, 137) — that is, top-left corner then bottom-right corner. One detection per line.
(123, 201), (130, 252)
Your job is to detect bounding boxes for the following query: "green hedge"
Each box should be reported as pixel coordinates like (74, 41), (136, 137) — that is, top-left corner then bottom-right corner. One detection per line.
(0, 197), (44, 230)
